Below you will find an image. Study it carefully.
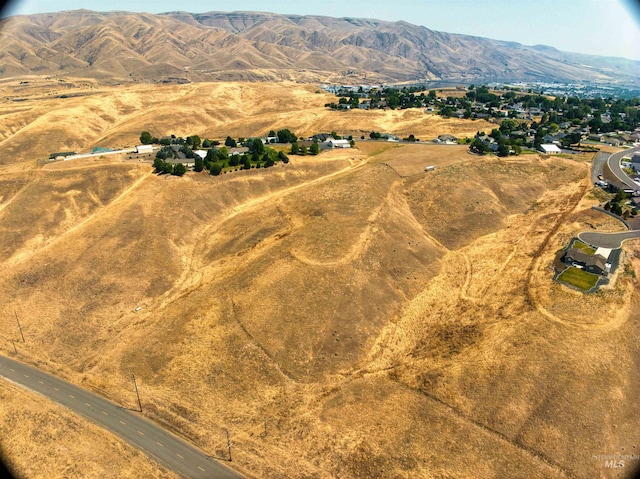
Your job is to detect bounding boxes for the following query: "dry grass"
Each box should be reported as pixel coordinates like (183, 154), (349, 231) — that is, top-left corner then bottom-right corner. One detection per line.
(1, 82), (639, 479)
(0, 381), (178, 479)
(0, 80), (495, 165)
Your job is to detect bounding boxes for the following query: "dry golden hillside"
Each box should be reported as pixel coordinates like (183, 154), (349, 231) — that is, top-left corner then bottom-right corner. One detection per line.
(0, 78), (495, 165)
(1, 82), (639, 479)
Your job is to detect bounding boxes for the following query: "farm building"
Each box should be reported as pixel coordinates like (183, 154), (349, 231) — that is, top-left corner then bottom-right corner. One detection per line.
(135, 145), (154, 154)
(539, 144), (562, 154)
(328, 139), (351, 148)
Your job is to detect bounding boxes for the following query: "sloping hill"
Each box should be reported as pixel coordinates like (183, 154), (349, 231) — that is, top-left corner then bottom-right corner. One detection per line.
(1, 10), (638, 84)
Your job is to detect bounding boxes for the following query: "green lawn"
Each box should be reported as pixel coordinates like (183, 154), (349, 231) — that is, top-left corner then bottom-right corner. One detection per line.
(557, 267), (599, 291)
(571, 240), (596, 255)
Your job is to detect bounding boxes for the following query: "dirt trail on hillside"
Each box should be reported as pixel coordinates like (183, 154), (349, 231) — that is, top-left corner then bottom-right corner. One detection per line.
(154, 156), (368, 311)
(3, 170), (153, 269)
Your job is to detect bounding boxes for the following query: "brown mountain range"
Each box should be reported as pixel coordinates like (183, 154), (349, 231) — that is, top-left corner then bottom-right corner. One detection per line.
(1, 9), (638, 85)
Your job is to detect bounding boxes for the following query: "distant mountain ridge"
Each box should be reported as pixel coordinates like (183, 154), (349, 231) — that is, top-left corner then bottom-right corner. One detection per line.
(0, 9), (638, 85)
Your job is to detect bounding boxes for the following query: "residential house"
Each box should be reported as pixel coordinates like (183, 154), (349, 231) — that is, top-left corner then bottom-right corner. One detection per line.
(543, 132), (566, 144)
(438, 134), (458, 144)
(563, 248), (607, 275)
(603, 136), (623, 147)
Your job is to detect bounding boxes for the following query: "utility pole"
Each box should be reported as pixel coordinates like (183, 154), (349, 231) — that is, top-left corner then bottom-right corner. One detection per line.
(226, 429), (232, 462)
(264, 416), (267, 436)
(132, 375), (142, 412)
(15, 312), (25, 343)
(11, 339), (17, 354)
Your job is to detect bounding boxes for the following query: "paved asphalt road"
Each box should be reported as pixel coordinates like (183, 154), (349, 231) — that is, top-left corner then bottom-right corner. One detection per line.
(578, 230), (640, 249)
(591, 152), (610, 184)
(606, 145), (640, 191)
(0, 355), (244, 479)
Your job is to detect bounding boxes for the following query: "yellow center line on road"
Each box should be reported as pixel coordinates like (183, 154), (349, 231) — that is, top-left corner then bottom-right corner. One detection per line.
(156, 441), (163, 447)
(176, 453), (184, 459)
(137, 430), (144, 436)
(69, 394), (75, 399)
(119, 420), (126, 425)
(102, 411), (108, 416)
(198, 466), (205, 472)
(85, 403), (91, 407)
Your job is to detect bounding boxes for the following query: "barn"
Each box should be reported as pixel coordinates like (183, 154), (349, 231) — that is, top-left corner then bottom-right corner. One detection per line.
(135, 145), (154, 154)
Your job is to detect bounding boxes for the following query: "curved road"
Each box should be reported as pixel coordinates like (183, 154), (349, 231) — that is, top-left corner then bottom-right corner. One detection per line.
(0, 355), (243, 479)
(578, 230), (640, 249)
(606, 145), (640, 191)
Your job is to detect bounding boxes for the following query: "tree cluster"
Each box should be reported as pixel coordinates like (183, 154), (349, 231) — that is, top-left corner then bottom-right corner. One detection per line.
(152, 157), (186, 176)
(604, 190), (634, 217)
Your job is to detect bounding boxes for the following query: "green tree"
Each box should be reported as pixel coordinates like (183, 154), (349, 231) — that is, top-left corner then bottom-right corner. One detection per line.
(277, 129), (298, 144)
(161, 161), (173, 174)
(152, 157), (165, 172)
(194, 156), (204, 172)
(614, 190), (628, 203)
(206, 149), (218, 162)
(140, 131), (153, 145)
(202, 139), (211, 148)
(300, 144), (308, 155)
(497, 143), (510, 157)
(470, 138), (489, 155)
(278, 151), (289, 163)
(248, 138), (265, 155)
(310, 141), (320, 155)
(228, 155), (239, 167)
(291, 142), (299, 154)
(172, 163), (187, 176)
(225, 136), (237, 147)
(268, 130), (276, 137)
(210, 163), (222, 176)
(499, 119), (517, 134)
(218, 147), (228, 160)
(242, 157), (251, 170)
(186, 135), (201, 149)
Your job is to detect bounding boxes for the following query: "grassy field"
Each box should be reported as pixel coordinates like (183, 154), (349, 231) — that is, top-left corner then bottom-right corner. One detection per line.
(0, 81), (639, 479)
(557, 266), (600, 291)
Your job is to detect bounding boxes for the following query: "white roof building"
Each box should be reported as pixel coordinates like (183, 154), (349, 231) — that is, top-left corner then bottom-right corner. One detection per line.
(328, 139), (351, 148)
(193, 150), (207, 159)
(540, 144), (562, 154)
(135, 145), (154, 154)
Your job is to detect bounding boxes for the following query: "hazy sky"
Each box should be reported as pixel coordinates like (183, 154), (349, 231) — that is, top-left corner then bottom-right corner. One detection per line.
(2, 0), (640, 61)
